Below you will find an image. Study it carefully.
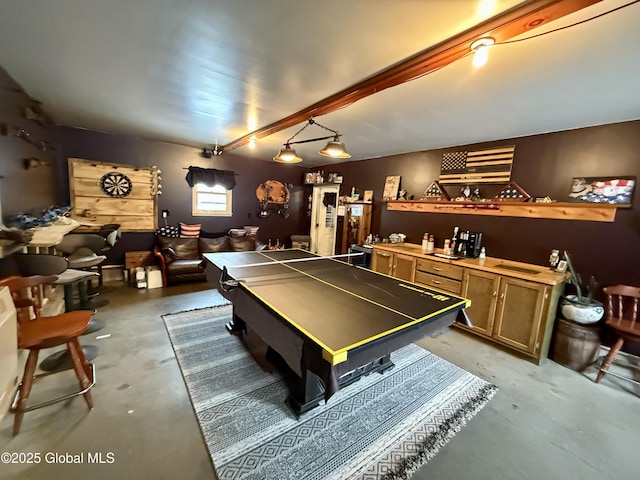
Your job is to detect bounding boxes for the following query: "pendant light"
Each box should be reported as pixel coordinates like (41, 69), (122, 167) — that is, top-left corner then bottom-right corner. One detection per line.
(273, 118), (350, 163)
(273, 145), (302, 163)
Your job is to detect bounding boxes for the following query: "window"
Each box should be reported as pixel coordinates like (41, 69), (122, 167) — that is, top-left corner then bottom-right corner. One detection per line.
(192, 184), (232, 216)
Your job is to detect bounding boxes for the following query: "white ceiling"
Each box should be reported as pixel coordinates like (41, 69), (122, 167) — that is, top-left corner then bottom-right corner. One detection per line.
(0, 0), (639, 167)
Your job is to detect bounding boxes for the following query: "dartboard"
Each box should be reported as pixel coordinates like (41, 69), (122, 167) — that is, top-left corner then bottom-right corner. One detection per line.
(100, 172), (132, 197)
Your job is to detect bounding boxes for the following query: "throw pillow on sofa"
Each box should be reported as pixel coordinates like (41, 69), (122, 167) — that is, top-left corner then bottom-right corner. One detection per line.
(180, 222), (201, 238)
(157, 225), (180, 237)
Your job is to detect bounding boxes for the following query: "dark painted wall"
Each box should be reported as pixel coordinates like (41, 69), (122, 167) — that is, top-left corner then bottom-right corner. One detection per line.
(0, 66), (60, 218)
(57, 127), (308, 265)
(317, 120), (640, 292)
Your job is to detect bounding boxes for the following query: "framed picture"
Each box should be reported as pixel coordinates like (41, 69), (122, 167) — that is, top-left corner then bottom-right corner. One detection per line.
(567, 176), (636, 204)
(382, 176), (401, 201)
(363, 190), (374, 202)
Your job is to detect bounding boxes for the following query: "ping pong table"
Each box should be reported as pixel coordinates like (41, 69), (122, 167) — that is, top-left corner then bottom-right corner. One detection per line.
(204, 249), (470, 415)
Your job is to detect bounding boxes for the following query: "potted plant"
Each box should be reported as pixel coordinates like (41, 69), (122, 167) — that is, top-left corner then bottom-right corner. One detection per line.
(559, 251), (604, 324)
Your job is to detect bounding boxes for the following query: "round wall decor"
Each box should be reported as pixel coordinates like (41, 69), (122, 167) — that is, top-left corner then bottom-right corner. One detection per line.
(100, 172), (132, 197)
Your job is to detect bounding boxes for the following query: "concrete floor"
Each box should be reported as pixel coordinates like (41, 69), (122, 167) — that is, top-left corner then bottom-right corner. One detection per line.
(1, 281), (638, 480)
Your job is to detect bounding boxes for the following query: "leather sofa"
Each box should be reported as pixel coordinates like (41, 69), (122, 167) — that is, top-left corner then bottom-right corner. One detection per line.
(153, 235), (259, 286)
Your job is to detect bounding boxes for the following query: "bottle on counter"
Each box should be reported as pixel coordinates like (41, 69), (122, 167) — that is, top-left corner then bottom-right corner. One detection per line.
(427, 235), (435, 253)
(450, 226), (459, 254)
(421, 233), (429, 253)
(479, 246), (486, 260)
(444, 239), (451, 255)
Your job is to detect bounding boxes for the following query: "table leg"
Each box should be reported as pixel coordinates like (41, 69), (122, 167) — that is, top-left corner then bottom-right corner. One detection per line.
(225, 313), (246, 336)
(286, 354), (394, 416)
(286, 368), (324, 416)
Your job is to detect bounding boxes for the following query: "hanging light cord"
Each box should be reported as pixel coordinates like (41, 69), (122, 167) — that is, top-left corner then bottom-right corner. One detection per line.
(224, 0), (639, 152)
(355, 0), (640, 89)
(284, 118), (340, 146)
(309, 1), (640, 129)
(498, 0), (639, 46)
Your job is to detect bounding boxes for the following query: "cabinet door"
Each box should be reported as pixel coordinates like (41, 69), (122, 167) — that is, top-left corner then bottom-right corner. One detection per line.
(371, 250), (393, 275)
(461, 269), (500, 337)
(393, 253), (416, 282)
(493, 277), (548, 354)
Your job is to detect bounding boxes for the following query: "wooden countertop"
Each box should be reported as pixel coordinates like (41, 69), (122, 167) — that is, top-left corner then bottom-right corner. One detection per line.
(372, 243), (567, 285)
(28, 218), (81, 247)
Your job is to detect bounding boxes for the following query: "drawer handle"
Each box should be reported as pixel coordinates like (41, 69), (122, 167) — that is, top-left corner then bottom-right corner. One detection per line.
(431, 280), (441, 285)
(432, 267), (443, 272)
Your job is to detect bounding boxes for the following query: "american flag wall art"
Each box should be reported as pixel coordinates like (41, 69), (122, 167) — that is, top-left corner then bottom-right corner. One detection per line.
(439, 145), (515, 184)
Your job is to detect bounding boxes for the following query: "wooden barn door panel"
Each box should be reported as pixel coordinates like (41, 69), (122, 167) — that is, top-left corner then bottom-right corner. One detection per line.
(68, 158), (159, 232)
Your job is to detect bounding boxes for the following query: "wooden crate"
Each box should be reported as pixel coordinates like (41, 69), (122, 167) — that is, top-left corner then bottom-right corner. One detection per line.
(125, 251), (157, 282)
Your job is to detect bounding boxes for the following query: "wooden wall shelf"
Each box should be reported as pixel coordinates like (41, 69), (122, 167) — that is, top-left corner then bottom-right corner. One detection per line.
(385, 200), (630, 222)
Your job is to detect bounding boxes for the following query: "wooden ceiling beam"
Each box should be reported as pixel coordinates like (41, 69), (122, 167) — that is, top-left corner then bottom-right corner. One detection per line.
(222, 0), (602, 153)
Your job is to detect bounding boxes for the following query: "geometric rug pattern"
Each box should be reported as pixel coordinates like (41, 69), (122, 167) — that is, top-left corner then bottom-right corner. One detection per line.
(163, 305), (498, 480)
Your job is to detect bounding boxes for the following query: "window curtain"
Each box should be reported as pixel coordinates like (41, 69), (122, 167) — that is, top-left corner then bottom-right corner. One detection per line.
(185, 166), (237, 190)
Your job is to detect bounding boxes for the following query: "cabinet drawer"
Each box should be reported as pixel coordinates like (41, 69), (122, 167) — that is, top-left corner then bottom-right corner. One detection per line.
(416, 258), (463, 281)
(414, 271), (462, 294)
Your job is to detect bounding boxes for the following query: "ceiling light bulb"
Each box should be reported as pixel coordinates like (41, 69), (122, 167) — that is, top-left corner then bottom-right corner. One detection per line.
(471, 37), (495, 68)
(280, 146), (296, 161)
(473, 47), (490, 67)
(273, 145), (302, 163)
(326, 142), (345, 157)
(319, 138), (351, 158)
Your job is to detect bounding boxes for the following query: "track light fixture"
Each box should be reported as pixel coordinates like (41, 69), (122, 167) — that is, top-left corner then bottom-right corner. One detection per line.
(471, 37), (495, 68)
(273, 118), (351, 164)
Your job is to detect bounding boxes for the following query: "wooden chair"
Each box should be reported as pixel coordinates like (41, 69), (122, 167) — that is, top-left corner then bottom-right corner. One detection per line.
(595, 284), (640, 384)
(0, 275), (95, 436)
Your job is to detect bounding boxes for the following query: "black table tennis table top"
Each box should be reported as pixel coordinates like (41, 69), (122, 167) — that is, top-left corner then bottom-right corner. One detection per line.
(203, 249), (469, 364)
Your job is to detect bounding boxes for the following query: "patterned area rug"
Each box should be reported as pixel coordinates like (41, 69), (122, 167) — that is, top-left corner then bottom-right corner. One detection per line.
(162, 305), (497, 480)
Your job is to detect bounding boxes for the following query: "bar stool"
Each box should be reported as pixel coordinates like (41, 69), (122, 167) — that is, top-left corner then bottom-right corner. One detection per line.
(0, 275), (95, 436)
(5, 252), (102, 370)
(54, 233), (109, 309)
(4, 252), (102, 371)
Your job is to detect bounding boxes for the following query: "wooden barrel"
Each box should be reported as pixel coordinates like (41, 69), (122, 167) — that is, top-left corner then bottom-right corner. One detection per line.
(552, 318), (601, 371)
